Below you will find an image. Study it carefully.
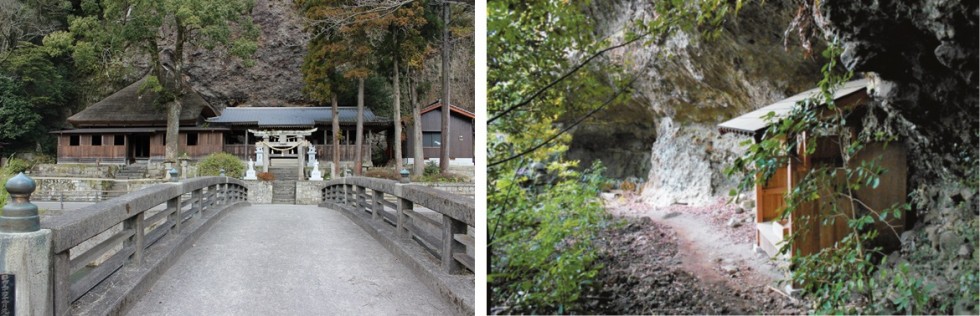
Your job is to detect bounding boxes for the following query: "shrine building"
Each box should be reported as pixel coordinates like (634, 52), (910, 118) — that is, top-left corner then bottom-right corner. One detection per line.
(53, 77), (392, 166)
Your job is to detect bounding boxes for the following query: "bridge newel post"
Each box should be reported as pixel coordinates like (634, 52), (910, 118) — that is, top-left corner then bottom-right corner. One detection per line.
(124, 212), (145, 266)
(371, 189), (383, 221)
(168, 194), (182, 233)
(395, 183), (412, 238)
(0, 172), (55, 315)
(396, 198), (412, 238)
(192, 188), (202, 217)
(441, 216), (466, 274)
(356, 186), (366, 214)
(52, 252), (70, 314)
(217, 183), (225, 206)
(341, 184), (349, 206)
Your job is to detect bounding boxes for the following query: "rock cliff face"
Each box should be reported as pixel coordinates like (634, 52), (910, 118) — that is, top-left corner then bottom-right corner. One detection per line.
(817, 0), (978, 313)
(181, 0), (475, 111)
(186, 0), (310, 108)
(572, 1), (822, 205)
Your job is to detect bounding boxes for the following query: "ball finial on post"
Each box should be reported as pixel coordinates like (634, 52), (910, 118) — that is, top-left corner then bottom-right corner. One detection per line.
(0, 172), (40, 233)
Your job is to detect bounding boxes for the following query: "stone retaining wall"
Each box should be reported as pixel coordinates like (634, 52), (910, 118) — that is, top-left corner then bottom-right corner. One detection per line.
(416, 182), (474, 196)
(33, 164), (119, 178)
(296, 181), (330, 205)
(31, 178), (165, 202)
(243, 180), (273, 204)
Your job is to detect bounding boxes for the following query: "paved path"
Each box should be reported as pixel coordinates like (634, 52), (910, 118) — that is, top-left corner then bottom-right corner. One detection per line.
(127, 204), (455, 315)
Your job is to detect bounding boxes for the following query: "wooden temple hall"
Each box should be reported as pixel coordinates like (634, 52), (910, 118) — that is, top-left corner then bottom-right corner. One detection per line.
(718, 78), (908, 260)
(53, 77), (392, 164)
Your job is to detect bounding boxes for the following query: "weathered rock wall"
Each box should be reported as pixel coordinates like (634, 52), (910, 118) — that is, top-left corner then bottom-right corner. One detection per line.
(185, 0), (309, 108)
(181, 0), (475, 111)
(817, 0), (978, 313)
(573, 1), (822, 198)
(640, 117), (747, 207)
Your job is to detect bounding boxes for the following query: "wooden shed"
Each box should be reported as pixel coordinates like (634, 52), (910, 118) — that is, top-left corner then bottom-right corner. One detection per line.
(53, 76), (226, 164)
(402, 101), (475, 165)
(718, 79), (908, 258)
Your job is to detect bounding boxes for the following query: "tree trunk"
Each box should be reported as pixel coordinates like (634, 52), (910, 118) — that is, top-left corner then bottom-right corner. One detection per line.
(165, 22), (187, 166)
(439, 2), (452, 173)
(355, 77), (364, 175)
(165, 102), (181, 164)
(411, 72), (424, 176)
(393, 60), (403, 172)
(332, 94), (340, 176)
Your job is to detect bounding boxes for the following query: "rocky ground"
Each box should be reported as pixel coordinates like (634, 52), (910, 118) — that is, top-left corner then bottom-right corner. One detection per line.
(582, 193), (805, 314)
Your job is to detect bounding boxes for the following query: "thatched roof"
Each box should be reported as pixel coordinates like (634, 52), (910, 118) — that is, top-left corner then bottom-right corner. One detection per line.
(68, 76), (218, 127)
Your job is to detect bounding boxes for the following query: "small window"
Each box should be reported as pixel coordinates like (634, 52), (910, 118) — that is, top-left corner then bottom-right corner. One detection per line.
(422, 132), (441, 147)
(114, 135), (125, 146)
(187, 132), (198, 146)
(91, 134), (102, 146)
(162, 135), (166, 145)
(69, 135), (79, 146)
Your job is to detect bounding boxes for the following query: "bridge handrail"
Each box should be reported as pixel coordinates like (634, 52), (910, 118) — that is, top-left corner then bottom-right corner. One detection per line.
(320, 177), (475, 274)
(39, 176), (248, 314)
(42, 176), (245, 252)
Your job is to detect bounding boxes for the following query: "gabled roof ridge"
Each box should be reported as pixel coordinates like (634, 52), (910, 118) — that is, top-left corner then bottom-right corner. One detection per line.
(420, 100), (475, 119)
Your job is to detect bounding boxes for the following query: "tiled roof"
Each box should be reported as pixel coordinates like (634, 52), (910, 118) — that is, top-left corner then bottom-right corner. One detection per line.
(207, 107), (389, 127)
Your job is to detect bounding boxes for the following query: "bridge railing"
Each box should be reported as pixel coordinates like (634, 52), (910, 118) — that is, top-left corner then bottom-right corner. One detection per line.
(320, 177), (475, 274)
(0, 174), (248, 315)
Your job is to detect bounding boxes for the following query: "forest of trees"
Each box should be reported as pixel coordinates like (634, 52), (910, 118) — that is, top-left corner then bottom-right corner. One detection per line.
(296, 0), (473, 175)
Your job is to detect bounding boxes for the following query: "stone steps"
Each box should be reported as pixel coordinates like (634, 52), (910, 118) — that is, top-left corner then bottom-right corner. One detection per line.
(107, 164), (150, 199)
(269, 167), (299, 181)
(116, 164), (148, 179)
(272, 180), (296, 204)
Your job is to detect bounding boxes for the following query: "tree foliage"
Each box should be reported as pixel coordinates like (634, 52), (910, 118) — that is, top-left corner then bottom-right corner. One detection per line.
(60, 0), (259, 163)
(0, 41), (75, 151)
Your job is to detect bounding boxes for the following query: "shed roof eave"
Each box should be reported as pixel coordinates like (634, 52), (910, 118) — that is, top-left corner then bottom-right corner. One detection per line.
(717, 79), (869, 135)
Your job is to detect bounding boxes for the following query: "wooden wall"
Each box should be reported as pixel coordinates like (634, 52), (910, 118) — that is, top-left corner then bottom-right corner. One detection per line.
(404, 109), (475, 159)
(147, 131), (223, 159)
(58, 131), (224, 162)
(776, 137), (908, 258)
(57, 134), (127, 162)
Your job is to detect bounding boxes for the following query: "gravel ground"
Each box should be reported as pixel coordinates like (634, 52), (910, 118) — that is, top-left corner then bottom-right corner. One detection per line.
(582, 216), (805, 314)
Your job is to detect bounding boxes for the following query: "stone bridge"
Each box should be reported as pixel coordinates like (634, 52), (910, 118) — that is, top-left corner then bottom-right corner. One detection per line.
(0, 174), (474, 315)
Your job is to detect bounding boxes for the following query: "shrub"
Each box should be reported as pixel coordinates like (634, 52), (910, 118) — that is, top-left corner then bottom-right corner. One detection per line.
(0, 171), (8, 206)
(197, 153), (245, 178)
(414, 172), (468, 183)
(364, 168), (400, 180)
(424, 160), (439, 176)
(489, 161), (608, 313)
(256, 172), (275, 181)
(2, 158), (32, 174)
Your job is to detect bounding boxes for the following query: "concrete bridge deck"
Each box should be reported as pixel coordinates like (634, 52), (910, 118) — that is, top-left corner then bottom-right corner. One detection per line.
(127, 204), (455, 315)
